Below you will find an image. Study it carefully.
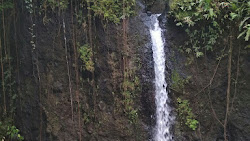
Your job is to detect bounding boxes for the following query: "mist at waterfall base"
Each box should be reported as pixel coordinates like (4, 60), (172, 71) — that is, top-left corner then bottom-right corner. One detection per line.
(149, 14), (174, 141)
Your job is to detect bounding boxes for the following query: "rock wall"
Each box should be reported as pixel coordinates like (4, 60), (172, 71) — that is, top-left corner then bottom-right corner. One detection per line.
(12, 0), (250, 140)
(13, 0), (159, 140)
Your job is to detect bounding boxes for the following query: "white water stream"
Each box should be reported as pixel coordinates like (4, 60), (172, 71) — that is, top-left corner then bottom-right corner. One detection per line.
(150, 14), (173, 141)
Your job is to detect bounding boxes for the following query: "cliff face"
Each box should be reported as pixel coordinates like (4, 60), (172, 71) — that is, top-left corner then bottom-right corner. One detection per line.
(4, 0), (250, 141)
(14, 1), (156, 141)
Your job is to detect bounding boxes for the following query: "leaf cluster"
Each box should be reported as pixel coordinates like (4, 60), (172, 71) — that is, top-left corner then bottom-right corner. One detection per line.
(0, 118), (24, 141)
(0, 0), (13, 11)
(79, 44), (94, 72)
(177, 98), (198, 130)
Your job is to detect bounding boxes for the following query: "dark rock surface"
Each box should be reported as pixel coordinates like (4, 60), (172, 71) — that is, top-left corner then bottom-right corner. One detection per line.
(11, 0), (250, 141)
(14, 0), (157, 140)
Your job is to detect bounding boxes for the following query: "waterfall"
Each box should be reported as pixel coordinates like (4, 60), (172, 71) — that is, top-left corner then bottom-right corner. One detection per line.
(63, 18), (74, 120)
(150, 14), (173, 141)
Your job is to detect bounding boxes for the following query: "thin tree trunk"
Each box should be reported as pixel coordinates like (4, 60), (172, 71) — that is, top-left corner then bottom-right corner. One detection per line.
(87, 0), (96, 119)
(71, 1), (81, 140)
(2, 0), (7, 56)
(122, 0), (128, 78)
(37, 57), (43, 141)
(0, 38), (6, 114)
(224, 31), (233, 141)
(230, 46), (240, 114)
(13, 0), (22, 116)
(1, 0), (7, 114)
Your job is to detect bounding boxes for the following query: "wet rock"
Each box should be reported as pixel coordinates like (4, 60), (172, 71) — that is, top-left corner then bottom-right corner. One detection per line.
(53, 81), (63, 93)
(148, 0), (166, 14)
(146, 11), (152, 16)
(87, 124), (94, 134)
(98, 101), (106, 111)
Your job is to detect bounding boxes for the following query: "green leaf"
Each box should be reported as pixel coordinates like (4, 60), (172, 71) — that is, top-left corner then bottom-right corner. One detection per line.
(186, 48), (192, 54)
(245, 44), (250, 49)
(176, 22), (183, 26)
(230, 12), (238, 20)
(120, 15), (126, 19)
(209, 8), (214, 17)
(196, 52), (204, 58)
(245, 28), (250, 41)
(239, 17), (250, 30)
(237, 30), (247, 39)
(231, 3), (237, 10)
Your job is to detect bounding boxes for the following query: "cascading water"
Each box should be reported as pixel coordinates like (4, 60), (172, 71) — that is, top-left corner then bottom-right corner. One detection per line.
(63, 18), (74, 119)
(150, 14), (173, 141)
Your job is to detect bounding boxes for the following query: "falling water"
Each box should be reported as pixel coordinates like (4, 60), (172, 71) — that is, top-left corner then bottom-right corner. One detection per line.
(63, 18), (74, 120)
(150, 14), (173, 141)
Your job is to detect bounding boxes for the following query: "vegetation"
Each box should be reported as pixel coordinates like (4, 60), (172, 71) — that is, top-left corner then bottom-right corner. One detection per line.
(169, 0), (250, 57)
(3, 0), (249, 140)
(169, 0), (249, 140)
(91, 0), (135, 24)
(79, 44), (95, 72)
(122, 70), (140, 124)
(177, 98), (199, 130)
(43, 0), (69, 10)
(0, 0), (13, 10)
(171, 70), (190, 93)
(0, 118), (24, 141)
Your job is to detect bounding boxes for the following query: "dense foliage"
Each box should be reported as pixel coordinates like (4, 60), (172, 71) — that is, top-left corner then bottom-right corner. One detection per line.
(91, 0), (135, 24)
(79, 44), (94, 72)
(0, 0), (13, 10)
(169, 0), (249, 57)
(0, 118), (24, 141)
